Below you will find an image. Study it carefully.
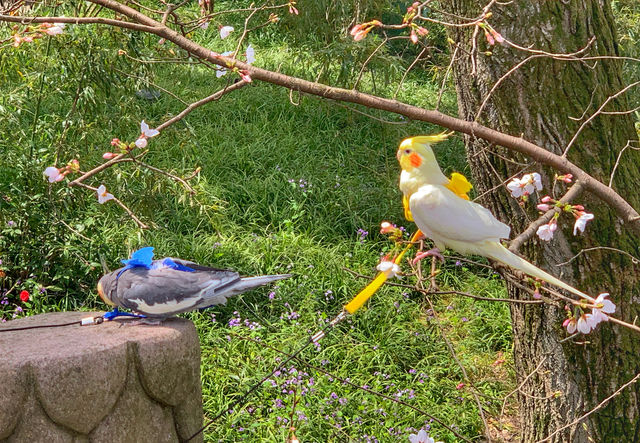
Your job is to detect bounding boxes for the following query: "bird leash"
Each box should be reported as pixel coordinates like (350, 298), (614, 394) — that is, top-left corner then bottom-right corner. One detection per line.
(183, 230), (422, 442)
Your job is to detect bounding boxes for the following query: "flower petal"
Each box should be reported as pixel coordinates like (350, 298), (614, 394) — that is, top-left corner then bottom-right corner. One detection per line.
(220, 26), (234, 39)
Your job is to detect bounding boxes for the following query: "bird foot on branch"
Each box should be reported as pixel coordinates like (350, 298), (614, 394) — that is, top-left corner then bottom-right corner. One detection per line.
(412, 248), (445, 265)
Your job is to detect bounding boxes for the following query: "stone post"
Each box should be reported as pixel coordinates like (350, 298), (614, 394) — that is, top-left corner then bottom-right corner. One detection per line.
(0, 312), (203, 442)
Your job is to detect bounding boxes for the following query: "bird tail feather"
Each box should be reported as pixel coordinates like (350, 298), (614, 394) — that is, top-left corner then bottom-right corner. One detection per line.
(483, 242), (589, 300)
(198, 274), (293, 308)
(232, 274), (293, 293)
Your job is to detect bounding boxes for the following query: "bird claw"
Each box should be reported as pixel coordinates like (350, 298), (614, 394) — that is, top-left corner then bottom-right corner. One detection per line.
(412, 248), (445, 265)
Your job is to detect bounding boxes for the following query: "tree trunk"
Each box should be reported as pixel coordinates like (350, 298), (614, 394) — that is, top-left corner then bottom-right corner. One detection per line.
(443, 1), (640, 441)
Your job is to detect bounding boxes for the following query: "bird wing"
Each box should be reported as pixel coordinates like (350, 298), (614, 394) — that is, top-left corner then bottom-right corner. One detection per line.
(410, 184), (511, 243)
(115, 266), (240, 316)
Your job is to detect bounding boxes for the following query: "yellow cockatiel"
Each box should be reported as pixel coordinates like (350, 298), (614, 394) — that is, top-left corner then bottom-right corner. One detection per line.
(397, 133), (591, 300)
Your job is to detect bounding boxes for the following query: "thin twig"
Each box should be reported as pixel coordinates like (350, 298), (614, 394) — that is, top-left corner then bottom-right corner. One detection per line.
(73, 182), (148, 229)
(555, 246), (640, 267)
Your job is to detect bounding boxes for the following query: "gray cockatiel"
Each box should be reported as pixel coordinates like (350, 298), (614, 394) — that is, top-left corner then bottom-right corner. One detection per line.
(97, 247), (291, 319)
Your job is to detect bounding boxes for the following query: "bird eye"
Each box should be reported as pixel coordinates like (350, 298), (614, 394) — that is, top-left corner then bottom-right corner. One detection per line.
(405, 149), (411, 154)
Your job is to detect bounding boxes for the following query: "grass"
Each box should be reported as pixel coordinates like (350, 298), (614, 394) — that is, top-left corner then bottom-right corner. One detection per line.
(0, 6), (514, 441)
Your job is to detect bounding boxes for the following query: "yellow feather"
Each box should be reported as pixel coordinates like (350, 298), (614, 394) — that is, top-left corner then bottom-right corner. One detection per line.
(403, 195), (414, 221)
(407, 131), (453, 145)
(445, 172), (472, 200)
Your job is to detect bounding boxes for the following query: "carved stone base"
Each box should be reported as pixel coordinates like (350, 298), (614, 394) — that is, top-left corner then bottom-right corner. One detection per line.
(0, 312), (203, 442)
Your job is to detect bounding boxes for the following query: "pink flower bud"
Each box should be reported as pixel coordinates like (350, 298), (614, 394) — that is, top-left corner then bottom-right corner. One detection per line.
(484, 29), (495, 45)
(541, 196), (552, 203)
(238, 70), (252, 82)
(490, 28), (504, 43)
(103, 152), (117, 159)
(456, 383), (465, 390)
(410, 30), (418, 44)
(111, 138), (121, 146)
(562, 318), (571, 327)
(536, 203), (550, 212)
(416, 26), (428, 36)
(533, 290), (541, 299)
(573, 204), (584, 211)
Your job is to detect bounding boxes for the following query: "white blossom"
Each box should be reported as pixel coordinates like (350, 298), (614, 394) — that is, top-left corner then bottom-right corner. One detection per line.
(97, 184), (115, 204)
(219, 26), (234, 39)
(573, 212), (594, 235)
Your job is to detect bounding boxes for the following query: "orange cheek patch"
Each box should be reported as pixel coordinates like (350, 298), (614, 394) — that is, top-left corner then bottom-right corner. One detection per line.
(409, 153), (422, 168)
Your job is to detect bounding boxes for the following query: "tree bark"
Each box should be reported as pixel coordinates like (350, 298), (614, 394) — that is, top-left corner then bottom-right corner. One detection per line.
(444, 1), (640, 441)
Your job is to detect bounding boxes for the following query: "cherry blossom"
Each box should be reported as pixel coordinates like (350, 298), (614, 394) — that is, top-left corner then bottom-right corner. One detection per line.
(573, 211), (594, 235)
(484, 28), (495, 45)
(557, 173), (573, 183)
(219, 26), (234, 39)
(216, 51), (234, 77)
(536, 220), (557, 241)
(246, 45), (255, 64)
(44, 166), (64, 183)
(591, 293), (616, 323)
(408, 429), (440, 443)
(103, 152), (117, 159)
(489, 27), (504, 44)
(377, 260), (401, 279)
(507, 173), (542, 198)
(288, 1), (299, 15)
(577, 313), (594, 334)
(537, 203), (551, 211)
(238, 69), (252, 82)
(506, 177), (524, 197)
(44, 23), (65, 36)
(409, 29), (418, 44)
(563, 318), (577, 334)
(415, 26), (428, 37)
(96, 184), (115, 204)
(135, 120), (160, 148)
(350, 20), (381, 42)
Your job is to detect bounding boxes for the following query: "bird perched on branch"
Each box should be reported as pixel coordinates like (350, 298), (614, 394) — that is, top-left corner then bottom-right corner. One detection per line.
(97, 247), (291, 322)
(397, 133), (590, 300)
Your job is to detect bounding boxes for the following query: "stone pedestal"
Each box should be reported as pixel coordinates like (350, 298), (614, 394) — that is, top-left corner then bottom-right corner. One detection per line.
(0, 312), (203, 442)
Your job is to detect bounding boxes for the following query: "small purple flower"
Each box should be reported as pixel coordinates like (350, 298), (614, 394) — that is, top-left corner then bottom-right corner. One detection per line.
(268, 291), (276, 300)
(212, 242), (222, 249)
(455, 260), (462, 266)
(210, 313), (216, 323)
(409, 368), (416, 374)
(461, 317), (469, 322)
(7, 221), (15, 227)
(15, 306), (23, 313)
(357, 228), (368, 243)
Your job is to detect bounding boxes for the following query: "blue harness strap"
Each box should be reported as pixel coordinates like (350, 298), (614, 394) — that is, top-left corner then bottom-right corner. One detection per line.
(103, 307), (146, 321)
